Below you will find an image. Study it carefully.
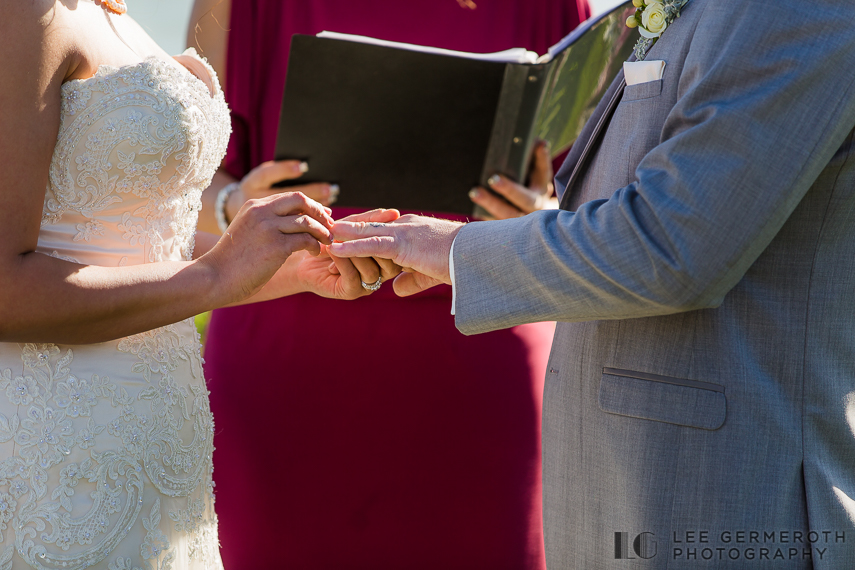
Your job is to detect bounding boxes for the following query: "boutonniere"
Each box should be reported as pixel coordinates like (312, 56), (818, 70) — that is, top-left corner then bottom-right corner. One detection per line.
(626, 0), (689, 60)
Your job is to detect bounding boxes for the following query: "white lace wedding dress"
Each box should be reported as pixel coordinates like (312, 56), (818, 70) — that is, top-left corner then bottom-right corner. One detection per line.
(0, 49), (230, 569)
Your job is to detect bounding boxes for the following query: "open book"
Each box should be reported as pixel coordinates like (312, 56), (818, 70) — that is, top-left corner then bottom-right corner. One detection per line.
(275, 1), (636, 215)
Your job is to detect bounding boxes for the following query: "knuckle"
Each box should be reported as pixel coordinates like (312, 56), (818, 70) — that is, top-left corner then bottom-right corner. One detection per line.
(290, 233), (315, 249)
(275, 191), (297, 202)
(244, 199), (266, 218)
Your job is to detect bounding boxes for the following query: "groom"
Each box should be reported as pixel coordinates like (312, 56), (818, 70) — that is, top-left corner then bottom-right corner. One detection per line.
(332, 0), (855, 567)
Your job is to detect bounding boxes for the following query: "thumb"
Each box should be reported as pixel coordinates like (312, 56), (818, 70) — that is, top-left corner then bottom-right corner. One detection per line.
(392, 271), (444, 297)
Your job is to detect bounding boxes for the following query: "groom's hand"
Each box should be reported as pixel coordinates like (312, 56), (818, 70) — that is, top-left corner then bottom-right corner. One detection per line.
(329, 215), (464, 297)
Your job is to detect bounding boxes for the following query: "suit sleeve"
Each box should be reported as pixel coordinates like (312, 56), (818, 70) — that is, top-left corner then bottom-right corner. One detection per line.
(452, 0), (855, 335)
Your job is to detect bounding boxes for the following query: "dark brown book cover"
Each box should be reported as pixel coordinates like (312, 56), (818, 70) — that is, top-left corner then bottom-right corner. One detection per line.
(274, 2), (635, 215)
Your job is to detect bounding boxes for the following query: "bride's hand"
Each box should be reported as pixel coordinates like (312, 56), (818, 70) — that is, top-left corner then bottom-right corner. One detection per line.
(200, 191), (335, 305)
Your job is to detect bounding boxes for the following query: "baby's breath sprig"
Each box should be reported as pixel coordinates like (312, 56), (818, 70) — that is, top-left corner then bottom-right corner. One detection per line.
(626, 0), (689, 60)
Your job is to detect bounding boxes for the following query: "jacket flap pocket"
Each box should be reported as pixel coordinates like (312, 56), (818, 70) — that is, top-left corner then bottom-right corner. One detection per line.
(598, 368), (726, 430)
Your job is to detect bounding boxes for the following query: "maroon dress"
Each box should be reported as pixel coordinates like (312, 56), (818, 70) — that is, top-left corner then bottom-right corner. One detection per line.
(205, 1), (590, 568)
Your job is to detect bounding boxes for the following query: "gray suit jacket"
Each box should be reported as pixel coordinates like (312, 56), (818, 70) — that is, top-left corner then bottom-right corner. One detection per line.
(452, 0), (855, 568)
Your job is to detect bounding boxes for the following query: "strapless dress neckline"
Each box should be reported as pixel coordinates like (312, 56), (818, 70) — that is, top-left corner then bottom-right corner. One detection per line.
(61, 48), (219, 105)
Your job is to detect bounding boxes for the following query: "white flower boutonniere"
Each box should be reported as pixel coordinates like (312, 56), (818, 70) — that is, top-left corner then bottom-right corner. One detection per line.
(626, 0), (689, 60)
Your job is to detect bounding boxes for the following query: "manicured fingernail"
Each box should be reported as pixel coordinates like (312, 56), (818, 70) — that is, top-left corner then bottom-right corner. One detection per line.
(469, 188), (481, 200)
(298, 161), (309, 173)
(329, 184), (340, 204)
(488, 174), (501, 187)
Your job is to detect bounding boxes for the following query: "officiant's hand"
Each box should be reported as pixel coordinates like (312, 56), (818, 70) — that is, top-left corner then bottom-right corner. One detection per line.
(468, 140), (557, 220)
(224, 160), (340, 222)
(330, 215), (463, 297)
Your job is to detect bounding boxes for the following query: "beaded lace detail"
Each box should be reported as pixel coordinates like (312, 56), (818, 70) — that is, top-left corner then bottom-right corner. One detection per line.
(0, 50), (229, 570)
(42, 49), (229, 264)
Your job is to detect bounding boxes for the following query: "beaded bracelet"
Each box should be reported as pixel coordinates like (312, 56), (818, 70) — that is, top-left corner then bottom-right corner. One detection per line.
(215, 182), (241, 233)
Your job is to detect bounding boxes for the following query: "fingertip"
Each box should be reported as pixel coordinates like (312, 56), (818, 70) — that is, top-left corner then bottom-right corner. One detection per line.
(487, 174), (502, 188)
(378, 208), (400, 222)
(298, 161), (309, 173)
(468, 187), (482, 202)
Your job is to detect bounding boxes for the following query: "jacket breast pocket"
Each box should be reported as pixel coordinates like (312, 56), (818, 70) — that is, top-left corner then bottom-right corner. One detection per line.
(621, 79), (663, 102)
(598, 367), (726, 430)
(604, 79), (670, 183)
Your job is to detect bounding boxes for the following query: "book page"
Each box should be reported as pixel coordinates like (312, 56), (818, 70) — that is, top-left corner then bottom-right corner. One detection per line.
(317, 31), (539, 64)
(541, 0), (634, 62)
(536, 1), (635, 154)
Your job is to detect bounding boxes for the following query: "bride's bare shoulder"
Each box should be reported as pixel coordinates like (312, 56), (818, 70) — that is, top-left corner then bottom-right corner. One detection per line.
(1, 0), (79, 82)
(1, 0), (73, 34)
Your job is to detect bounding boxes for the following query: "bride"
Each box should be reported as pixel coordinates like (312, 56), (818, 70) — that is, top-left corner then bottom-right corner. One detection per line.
(0, 0), (397, 568)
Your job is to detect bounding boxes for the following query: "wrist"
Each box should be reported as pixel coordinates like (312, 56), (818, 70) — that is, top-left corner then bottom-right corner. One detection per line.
(225, 185), (245, 224)
(438, 221), (465, 284)
(214, 182), (241, 234)
(189, 254), (233, 310)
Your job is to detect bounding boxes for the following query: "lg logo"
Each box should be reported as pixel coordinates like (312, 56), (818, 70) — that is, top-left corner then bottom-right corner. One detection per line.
(615, 532), (657, 560)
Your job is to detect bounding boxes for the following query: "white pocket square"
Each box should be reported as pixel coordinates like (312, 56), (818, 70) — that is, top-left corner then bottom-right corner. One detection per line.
(624, 60), (666, 86)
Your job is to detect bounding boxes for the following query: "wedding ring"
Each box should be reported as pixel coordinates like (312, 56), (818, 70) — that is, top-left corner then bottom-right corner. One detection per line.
(360, 278), (383, 292)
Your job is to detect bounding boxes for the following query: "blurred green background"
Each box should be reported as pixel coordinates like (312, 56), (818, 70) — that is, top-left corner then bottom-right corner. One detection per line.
(126, 0), (194, 56)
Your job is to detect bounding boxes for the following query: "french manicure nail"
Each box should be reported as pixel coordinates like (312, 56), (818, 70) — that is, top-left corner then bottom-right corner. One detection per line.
(488, 174), (501, 187)
(298, 161), (309, 173)
(468, 188), (481, 200)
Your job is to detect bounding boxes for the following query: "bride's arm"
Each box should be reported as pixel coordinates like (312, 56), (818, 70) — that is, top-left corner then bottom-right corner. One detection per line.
(0, 5), (333, 345)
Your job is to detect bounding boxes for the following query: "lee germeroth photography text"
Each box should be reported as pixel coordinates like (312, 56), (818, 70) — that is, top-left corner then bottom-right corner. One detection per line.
(615, 530), (847, 562)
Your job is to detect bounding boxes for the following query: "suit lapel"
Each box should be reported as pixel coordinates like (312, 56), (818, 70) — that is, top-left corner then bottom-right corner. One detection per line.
(556, 53), (638, 211)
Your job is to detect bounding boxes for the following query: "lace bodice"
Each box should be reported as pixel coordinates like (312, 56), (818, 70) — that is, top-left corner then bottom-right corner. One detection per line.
(39, 49), (230, 266)
(0, 50), (230, 570)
